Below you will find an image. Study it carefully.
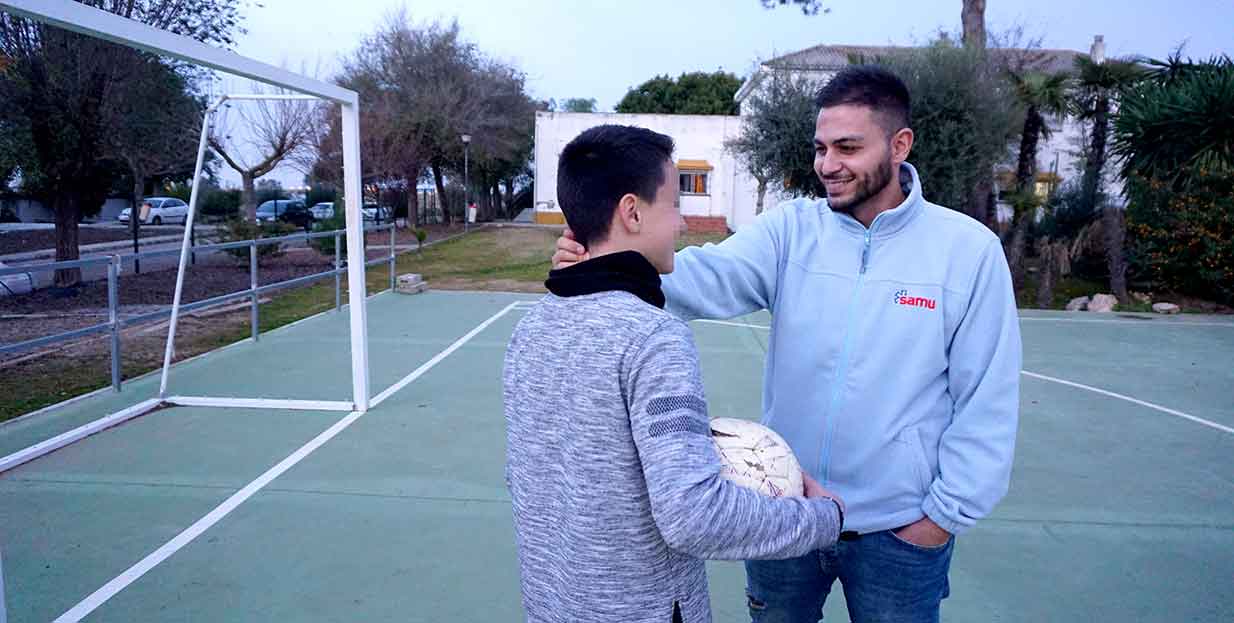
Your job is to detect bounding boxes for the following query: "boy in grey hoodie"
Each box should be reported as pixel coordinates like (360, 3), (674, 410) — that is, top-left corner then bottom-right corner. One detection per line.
(503, 125), (844, 623)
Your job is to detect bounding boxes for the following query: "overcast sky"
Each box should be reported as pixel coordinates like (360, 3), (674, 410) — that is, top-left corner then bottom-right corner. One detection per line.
(214, 0), (1234, 187)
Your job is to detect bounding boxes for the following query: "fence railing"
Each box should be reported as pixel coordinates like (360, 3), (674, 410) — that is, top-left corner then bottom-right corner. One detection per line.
(0, 223), (398, 392)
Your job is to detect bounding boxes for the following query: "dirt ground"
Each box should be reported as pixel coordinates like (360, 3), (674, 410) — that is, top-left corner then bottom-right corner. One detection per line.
(0, 226), (174, 256)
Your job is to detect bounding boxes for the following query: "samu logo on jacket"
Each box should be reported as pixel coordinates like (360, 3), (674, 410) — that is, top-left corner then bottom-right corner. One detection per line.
(893, 289), (937, 310)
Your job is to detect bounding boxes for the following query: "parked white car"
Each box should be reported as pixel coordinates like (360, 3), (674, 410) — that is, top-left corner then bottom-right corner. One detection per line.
(117, 197), (189, 225)
(310, 202), (335, 220)
(361, 204), (392, 222)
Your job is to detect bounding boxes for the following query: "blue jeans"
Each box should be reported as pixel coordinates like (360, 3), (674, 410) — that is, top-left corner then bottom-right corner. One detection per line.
(745, 530), (954, 623)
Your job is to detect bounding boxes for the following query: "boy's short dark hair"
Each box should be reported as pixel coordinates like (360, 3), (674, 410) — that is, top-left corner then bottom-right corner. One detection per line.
(557, 125), (675, 249)
(814, 65), (911, 136)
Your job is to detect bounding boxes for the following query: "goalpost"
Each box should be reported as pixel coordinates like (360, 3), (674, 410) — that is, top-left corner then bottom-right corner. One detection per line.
(0, 1), (374, 415)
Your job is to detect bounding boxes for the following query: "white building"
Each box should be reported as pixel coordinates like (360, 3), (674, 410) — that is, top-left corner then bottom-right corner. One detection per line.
(533, 112), (764, 232)
(534, 39), (1110, 233)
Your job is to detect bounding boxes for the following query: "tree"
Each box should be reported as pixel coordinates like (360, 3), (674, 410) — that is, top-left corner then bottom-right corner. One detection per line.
(864, 40), (1020, 221)
(1113, 55), (1234, 303)
(961, 0), (986, 50)
(616, 71), (743, 115)
(104, 54), (204, 271)
(725, 72), (821, 214)
(1072, 54), (1144, 302)
(1010, 72), (1070, 192)
(209, 83), (316, 221)
(0, 0), (247, 287)
(325, 14), (535, 227)
(559, 97), (597, 113)
(759, 0), (830, 14)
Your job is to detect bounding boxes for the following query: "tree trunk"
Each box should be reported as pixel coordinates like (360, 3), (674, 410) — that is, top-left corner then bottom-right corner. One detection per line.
(1016, 108), (1043, 192)
(406, 185), (420, 228)
(961, 0), (987, 50)
(431, 161), (450, 225)
(1103, 205), (1129, 303)
(969, 177), (996, 230)
(1005, 215), (1031, 290)
(504, 178), (515, 220)
(131, 173), (144, 274)
(1036, 239), (1057, 308)
(241, 173), (257, 221)
(53, 195), (82, 288)
(754, 177), (768, 216)
(1080, 93), (1110, 213)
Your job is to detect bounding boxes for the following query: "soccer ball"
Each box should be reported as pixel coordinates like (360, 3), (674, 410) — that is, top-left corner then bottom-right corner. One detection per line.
(710, 418), (804, 498)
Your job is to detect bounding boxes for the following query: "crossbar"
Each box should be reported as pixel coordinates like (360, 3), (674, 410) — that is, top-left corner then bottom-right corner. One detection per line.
(0, 1), (356, 104)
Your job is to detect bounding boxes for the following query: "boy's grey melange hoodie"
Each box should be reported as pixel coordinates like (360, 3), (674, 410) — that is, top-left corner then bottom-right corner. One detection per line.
(503, 253), (842, 623)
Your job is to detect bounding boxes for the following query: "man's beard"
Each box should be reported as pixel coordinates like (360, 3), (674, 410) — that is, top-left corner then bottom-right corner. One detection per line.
(823, 159), (895, 214)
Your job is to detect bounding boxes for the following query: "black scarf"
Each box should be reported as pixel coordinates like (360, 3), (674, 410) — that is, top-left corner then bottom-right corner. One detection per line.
(545, 250), (666, 309)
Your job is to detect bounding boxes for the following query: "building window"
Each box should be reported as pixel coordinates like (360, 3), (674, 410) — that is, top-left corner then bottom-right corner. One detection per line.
(680, 171), (709, 196)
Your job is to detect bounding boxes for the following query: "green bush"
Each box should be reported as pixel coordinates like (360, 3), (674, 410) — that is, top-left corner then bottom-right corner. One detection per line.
(200, 188), (241, 221)
(1126, 171), (1234, 303)
(214, 219), (300, 265)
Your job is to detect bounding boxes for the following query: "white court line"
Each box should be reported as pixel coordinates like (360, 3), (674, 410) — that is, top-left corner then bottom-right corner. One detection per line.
(693, 320), (1232, 436)
(1022, 371), (1234, 435)
(50, 303), (516, 623)
(1018, 316), (1234, 328)
(371, 301), (521, 407)
(166, 396), (354, 412)
(0, 399), (162, 474)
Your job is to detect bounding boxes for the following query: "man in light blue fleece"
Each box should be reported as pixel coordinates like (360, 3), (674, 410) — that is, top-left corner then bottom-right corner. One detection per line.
(554, 66), (1022, 622)
(505, 125), (845, 623)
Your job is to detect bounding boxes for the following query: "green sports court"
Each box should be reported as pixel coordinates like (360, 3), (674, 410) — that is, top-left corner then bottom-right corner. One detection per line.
(2, 290), (1231, 622)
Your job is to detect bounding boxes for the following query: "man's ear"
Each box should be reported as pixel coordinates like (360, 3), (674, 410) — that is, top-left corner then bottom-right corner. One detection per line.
(891, 127), (914, 165)
(614, 193), (642, 234)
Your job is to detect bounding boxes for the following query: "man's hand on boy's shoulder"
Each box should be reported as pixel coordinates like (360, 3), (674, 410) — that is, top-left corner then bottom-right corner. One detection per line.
(553, 228), (589, 269)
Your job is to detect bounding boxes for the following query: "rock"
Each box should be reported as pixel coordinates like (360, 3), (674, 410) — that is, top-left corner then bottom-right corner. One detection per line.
(1088, 293), (1118, 313)
(1132, 291), (1152, 305)
(396, 273), (428, 295)
(1152, 302), (1181, 315)
(1065, 296), (1090, 312)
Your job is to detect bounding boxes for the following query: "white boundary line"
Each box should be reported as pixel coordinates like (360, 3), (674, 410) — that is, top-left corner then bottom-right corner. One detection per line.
(370, 302), (521, 407)
(49, 303), (515, 623)
(1018, 316), (1234, 328)
(1021, 371), (1234, 436)
(166, 396), (354, 412)
(0, 399), (162, 473)
(694, 320), (1232, 436)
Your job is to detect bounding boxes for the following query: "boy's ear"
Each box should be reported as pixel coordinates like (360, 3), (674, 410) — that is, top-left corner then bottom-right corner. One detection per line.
(615, 193), (642, 235)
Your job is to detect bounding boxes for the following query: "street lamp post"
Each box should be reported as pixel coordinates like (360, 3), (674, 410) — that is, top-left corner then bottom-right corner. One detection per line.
(461, 133), (471, 232)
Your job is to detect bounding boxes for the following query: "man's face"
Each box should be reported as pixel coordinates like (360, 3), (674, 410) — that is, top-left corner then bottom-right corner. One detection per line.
(813, 104), (897, 214)
(638, 160), (682, 274)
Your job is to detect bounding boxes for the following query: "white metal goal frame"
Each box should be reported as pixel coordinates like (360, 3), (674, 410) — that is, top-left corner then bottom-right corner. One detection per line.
(0, 0), (375, 454)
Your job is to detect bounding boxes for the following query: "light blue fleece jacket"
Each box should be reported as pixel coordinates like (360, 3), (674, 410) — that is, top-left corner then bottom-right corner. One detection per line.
(665, 162), (1022, 536)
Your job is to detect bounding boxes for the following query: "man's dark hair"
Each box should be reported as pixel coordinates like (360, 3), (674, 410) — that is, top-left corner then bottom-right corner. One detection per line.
(557, 125), (675, 249)
(814, 64), (911, 135)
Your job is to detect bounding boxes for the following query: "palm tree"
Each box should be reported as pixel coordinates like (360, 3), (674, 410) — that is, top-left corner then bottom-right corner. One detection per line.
(1072, 56), (1144, 212)
(1004, 71), (1071, 287)
(1011, 71), (1071, 191)
(1072, 56), (1146, 304)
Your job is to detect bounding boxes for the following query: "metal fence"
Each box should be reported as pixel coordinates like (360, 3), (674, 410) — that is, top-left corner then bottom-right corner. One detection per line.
(0, 223), (398, 393)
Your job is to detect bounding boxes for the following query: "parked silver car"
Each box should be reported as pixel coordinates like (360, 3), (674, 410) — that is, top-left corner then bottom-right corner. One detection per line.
(117, 197), (189, 225)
